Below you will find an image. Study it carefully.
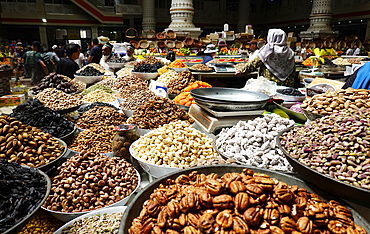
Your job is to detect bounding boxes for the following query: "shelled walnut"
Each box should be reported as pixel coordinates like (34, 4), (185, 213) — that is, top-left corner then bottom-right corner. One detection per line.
(167, 70), (195, 95)
(129, 169), (367, 234)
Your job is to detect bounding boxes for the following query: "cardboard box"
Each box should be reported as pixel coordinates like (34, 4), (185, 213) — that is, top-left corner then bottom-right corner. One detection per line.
(0, 94), (25, 106)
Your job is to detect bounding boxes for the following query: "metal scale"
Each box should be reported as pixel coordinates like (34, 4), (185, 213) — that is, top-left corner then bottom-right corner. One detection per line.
(188, 88), (269, 133)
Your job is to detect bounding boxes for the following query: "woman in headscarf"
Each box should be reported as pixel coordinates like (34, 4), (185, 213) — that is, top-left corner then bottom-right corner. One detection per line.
(236, 29), (296, 87)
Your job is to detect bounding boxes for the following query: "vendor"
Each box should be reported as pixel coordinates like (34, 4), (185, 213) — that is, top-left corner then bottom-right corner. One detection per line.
(201, 44), (218, 65)
(353, 44), (361, 56)
(56, 44), (80, 79)
(346, 45), (353, 56)
(343, 62), (370, 89)
(248, 39), (259, 61)
(123, 44), (136, 62)
(300, 44), (310, 60)
(99, 42), (114, 72)
(236, 29), (296, 87)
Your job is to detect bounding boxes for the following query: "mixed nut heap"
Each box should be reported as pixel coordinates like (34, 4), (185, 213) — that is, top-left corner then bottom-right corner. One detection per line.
(43, 151), (138, 213)
(280, 108), (370, 190)
(301, 88), (370, 116)
(119, 90), (157, 111)
(112, 75), (148, 91)
(35, 88), (83, 111)
(129, 169), (367, 234)
(32, 73), (77, 95)
(0, 115), (65, 167)
(167, 70), (196, 95)
(115, 83), (150, 100)
(128, 96), (194, 129)
(0, 159), (48, 233)
(76, 106), (127, 129)
(68, 125), (115, 153)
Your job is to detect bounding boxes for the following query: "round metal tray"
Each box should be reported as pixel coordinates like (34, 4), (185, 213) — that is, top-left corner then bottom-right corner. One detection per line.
(302, 109), (324, 122)
(54, 104), (82, 115)
(118, 165), (370, 234)
(190, 88), (270, 103)
(59, 124), (77, 141)
(4, 166), (51, 234)
(37, 138), (68, 172)
(193, 95), (267, 111)
(188, 68), (213, 73)
(276, 125), (370, 208)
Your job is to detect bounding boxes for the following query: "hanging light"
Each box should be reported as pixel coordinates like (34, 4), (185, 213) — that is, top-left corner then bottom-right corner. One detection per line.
(42, 18), (47, 23)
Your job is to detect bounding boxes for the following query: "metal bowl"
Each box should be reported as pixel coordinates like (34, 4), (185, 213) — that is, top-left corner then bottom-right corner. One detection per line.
(42, 169), (140, 222)
(192, 95), (268, 111)
(191, 88), (270, 103)
(107, 62), (125, 69)
(59, 125), (77, 141)
(129, 141), (180, 178)
(74, 75), (103, 84)
(54, 103), (82, 115)
(3, 166), (51, 234)
(167, 93), (177, 100)
(276, 125), (370, 208)
(123, 109), (134, 117)
(302, 109), (324, 122)
(119, 165), (370, 234)
(189, 68), (213, 73)
(176, 103), (190, 112)
(37, 138), (67, 172)
(276, 89), (306, 102)
(131, 71), (158, 80)
(169, 67), (188, 72)
(54, 206), (127, 234)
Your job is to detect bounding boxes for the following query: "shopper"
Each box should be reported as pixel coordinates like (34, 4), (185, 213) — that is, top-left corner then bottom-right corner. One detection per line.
(50, 45), (60, 65)
(300, 44), (310, 60)
(236, 29), (296, 87)
(87, 38), (102, 64)
(32, 41), (55, 84)
(24, 46), (36, 78)
(57, 44), (80, 79)
(74, 44), (85, 68)
(123, 44), (136, 62)
(201, 44), (218, 65)
(346, 45), (353, 56)
(8, 47), (17, 70)
(353, 44), (361, 56)
(56, 44), (65, 58)
(100, 42), (114, 72)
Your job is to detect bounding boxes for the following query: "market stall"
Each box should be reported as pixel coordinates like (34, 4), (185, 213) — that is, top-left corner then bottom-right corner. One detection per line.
(1, 54), (370, 234)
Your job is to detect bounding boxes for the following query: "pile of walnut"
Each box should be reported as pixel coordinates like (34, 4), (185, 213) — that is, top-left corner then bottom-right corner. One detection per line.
(129, 169), (367, 234)
(43, 151), (138, 213)
(76, 106), (127, 130)
(0, 115), (65, 168)
(167, 70), (195, 95)
(112, 75), (148, 91)
(128, 96), (194, 129)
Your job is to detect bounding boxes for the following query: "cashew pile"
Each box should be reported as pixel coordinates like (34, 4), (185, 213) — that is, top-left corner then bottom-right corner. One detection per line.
(157, 70), (178, 86)
(216, 114), (295, 171)
(131, 121), (218, 168)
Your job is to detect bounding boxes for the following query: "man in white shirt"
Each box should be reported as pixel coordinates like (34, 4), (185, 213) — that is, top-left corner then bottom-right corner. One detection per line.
(353, 44), (361, 56)
(51, 45), (60, 65)
(99, 42), (114, 72)
(346, 45), (353, 56)
(300, 44), (309, 60)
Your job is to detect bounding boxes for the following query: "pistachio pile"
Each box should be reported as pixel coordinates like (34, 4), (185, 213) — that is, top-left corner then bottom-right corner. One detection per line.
(280, 108), (370, 190)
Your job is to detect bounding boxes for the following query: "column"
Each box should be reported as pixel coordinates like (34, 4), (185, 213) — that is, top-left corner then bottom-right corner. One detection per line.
(91, 27), (98, 39)
(142, 0), (156, 31)
(365, 20), (370, 41)
(307, 0), (333, 32)
(168, 0), (196, 29)
(39, 26), (48, 48)
(237, 0), (250, 33)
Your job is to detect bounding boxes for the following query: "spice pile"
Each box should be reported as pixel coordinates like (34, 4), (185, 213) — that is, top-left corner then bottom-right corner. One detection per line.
(128, 96), (194, 129)
(129, 169), (367, 234)
(216, 114), (295, 171)
(19, 210), (64, 234)
(280, 108), (370, 189)
(115, 83), (149, 100)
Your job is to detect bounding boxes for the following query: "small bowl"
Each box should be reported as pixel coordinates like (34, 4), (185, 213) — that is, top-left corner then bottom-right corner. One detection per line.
(60, 125), (77, 141)
(107, 62), (125, 69)
(74, 75), (103, 84)
(54, 206), (127, 234)
(176, 103), (190, 112)
(169, 67), (188, 73)
(276, 90), (306, 102)
(303, 78), (314, 88)
(131, 71), (158, 80)
(123, 109), (134, 117)
(42, 169), (141, 222)
(130, 141), (180, 178)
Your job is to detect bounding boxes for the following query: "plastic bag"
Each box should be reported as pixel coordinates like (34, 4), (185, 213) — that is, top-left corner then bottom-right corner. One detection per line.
(290, 103), (304, 114)
(242, 76), (277, 96)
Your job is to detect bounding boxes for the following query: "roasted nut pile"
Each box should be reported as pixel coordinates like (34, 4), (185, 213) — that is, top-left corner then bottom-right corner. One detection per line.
(216, 114), (295, 171)
(301, 88), (370, 116)
(0, 115), (65, 167)
(280, 108), (370, 190)
(190, 64), (212, 71)
(129, 169), (367, 234)
(61, 211), (123, 233)
(116, 67), (133, 78)
(157, 70), (178, 86)
(167, 70), (196, 95)
(35, 88), (82, 111)
(68, 125), (115, 153)
(43, 151), (138, 213)
(81, 89), (117, 103)
(128, 96), (195, 129)
(0, 159), (48, 233)
(10, 98), (75, 139)
(20, 209), (64, 234)
(62, 75), (86, 93)
(81, 83), (114, 96)
(135, 56), (163, 66)
(77, 102), (119, 116)
(76, 106), (127, 129)
(97, 78), (116, 89)
(119, 90), (156, 111)
(131, 121), (217, 168)
(115, 83), (149, 100)
(112, 75), (148, 91)
(185, 157), (237, 168)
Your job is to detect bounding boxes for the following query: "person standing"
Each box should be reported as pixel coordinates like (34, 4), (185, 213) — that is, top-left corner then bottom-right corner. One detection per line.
(57, 44), (80, 79)
(201, 44), (218, 65)
(74, 44), (85, 68)
(300, 44), (310, 60)
(51, 45), (60, 65)
(56, 44), (65, 59)
(24, 46), (36, 78)
(87, 38), (102, 64)
(247, 39), (259, 61)
(99, 42), (114, 72)
(32, 41), (55, 84)
(346, 45), (353, 56)
(353, 44), (361, 56)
